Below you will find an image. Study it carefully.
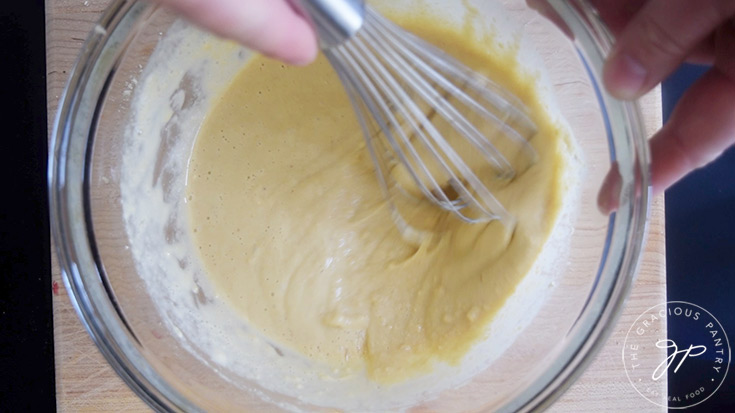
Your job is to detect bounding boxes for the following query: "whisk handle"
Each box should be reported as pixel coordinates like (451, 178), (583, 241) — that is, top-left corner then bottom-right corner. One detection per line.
(288, 0), (365, 48)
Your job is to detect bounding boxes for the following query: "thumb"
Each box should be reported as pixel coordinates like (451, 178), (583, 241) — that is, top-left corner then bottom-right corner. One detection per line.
(156, 0), (318, 65)
(603, 0), (735, 100)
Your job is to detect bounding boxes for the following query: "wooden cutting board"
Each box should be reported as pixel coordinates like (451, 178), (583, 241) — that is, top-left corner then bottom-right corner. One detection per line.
(46, 0), (666, 410)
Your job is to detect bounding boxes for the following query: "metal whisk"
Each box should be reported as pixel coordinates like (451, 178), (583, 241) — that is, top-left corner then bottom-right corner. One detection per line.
(292, 0), (538, 226)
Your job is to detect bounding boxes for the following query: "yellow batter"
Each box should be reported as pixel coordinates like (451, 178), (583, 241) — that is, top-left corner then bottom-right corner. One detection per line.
(186, 19), (568, 383)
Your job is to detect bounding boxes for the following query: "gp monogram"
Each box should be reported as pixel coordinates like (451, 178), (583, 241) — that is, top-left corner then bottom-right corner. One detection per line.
(622, 301), (730, 409)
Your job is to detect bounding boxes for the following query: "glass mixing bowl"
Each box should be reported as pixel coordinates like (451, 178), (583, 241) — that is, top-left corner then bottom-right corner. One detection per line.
(49, 0), (649, 411)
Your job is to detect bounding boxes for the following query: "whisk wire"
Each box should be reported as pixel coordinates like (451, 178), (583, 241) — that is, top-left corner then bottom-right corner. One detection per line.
(348, 37), (458, 195)
(370, 13), (518, 109)
(309, 3), (538, 229)
(363, 22), (516, 177)
(344, 27), (511, 222)
(335, 41), (464, 216)
(325, 51), (441, 241)
(369, 11), (537, 166)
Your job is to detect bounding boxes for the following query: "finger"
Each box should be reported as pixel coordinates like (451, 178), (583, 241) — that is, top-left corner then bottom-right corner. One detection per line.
(687, 34), (717, 65)
(597, 69), (735, 214)
(528, 0), (714, 63)
(649, 71), (735, 193)
(591, 0), (717, 64)
(156, 0), (318, 65)
(603, 0), (735, 100)
(588, 0), (645, 35)
(715, 18), (735, 76)
(526, 0), (574, 38)
(650, 19), (735, 193)
(597, 162), (621, 215)
(649, 21), (735, 194)
(598, 42), (735, 214)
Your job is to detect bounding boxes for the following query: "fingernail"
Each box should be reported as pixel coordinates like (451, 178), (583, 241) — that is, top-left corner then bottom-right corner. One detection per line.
(606, 52), (647, 100)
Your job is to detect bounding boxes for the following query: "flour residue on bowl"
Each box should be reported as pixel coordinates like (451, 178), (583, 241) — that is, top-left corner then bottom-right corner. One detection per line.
(121, 1), (581, 411)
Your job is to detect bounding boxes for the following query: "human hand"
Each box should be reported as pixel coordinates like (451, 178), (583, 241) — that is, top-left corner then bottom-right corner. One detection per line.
(154, 0), (318, 65)
(597, 0), (735, 213)
(530, 0), (735, 214)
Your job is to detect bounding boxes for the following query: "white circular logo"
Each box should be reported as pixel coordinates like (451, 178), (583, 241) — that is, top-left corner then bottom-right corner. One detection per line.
(622, 301), (730, 409)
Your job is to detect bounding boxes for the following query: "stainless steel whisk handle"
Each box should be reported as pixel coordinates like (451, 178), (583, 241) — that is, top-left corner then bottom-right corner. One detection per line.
(288, 0), (366, 48)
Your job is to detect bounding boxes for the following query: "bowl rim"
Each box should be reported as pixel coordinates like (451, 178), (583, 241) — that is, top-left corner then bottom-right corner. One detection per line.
(48, 0), (650, 411)
(505, 0), (651, 410)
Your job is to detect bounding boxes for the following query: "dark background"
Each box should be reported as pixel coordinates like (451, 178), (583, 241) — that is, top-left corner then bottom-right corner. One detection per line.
(664, 65), (735, 412)
(0, 1), (56, 411)
(0, 2), (732, 411)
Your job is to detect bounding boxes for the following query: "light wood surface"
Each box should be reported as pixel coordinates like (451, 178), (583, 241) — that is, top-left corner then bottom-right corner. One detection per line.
(47, 0), (666, 411)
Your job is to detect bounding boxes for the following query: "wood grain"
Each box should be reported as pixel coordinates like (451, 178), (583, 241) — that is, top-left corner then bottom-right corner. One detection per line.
(47, 0), (666, 411)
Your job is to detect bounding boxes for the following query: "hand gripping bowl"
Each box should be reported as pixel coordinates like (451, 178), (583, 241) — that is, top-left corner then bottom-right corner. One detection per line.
(49, 0), (650, 411)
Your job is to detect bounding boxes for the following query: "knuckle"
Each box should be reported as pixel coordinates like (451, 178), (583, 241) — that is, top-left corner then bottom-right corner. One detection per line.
(667, 129), (698, 171)
(636, 14), (688, 60)
(670, 127), (715, 171)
